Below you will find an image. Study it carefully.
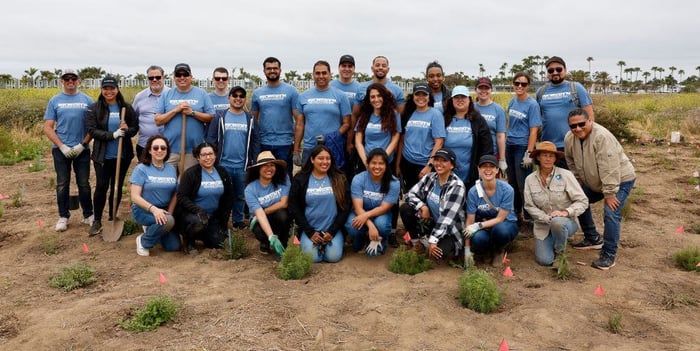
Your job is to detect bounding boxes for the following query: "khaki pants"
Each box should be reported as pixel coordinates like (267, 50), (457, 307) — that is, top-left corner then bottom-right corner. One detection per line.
(167, 153), (197, 173)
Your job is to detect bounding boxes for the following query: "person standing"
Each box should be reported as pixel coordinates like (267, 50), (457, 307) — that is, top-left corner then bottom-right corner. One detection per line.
(43, 69), (95, 232)
(565, 108), (636, 270)
(209, 67), (231, 114)
(133, 65), (169, 160)
(474, 77), (506, 171)
(537, 56), (593, 167)
(86, 76), (139, 236)
(251, 57), (299, 176)
(294, 60), (351, 166)
(330, 54), (360, 107)
(425, 61), (450, 114)
(354, 83), (401, 169)
(155, 63), (215, 171)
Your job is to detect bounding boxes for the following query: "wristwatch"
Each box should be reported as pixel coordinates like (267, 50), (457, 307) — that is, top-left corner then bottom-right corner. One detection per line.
(478, 222), (483, 229)
(189, 110), (195, 117)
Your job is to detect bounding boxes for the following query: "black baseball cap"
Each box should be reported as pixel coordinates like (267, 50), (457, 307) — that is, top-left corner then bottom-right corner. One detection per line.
(413, 82), (430, 95)
(101, 75), (118, 88)
(431, 148), (456, 164)
(478, 154), (498, 167)
(174, 63), (192, 74)
(339, 54), (355, 66)
(228, 86), (246, 97)
(545, 56), (566, 68)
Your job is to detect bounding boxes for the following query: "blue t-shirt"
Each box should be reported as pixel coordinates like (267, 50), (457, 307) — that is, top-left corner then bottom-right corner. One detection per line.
(209, 92), (230, 113)
(539, 82), (592, 148)
(156, 86), (214, 154)
(129, 163), (178, 208)
(474, 102), (506, 155)
(507, 96), (542, 146)
(133, 86), (169, 147)
(251, 83), (299, 146)
(358, 111), (402, 162)
(426, 181), (443, 223)
(304, 174), (337, 233)
(355, 80), (406, 107)
(432, 92), (444, 114)
(296, 87), (351, 151)
(330, 79), (360, 108)
(466, 179), (517, 223)
(219, 111), (248, 170)
(105, 104), (121, 159)
(351, 171), (400, 210)
(401, 108), (446, 165)
(195, 168), (225, 216)
(244, 177), (291, 215)
(43, 92), (94, 148)
(444, 117), (473, 184)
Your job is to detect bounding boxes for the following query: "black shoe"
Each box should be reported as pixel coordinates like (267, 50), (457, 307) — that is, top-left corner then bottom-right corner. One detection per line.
(388, 232), (399, 248)
(592, 254), (616, 270)
(572, 236), (604, 250)
(233, 222), (247, 230)
(88, 220), (102, 237)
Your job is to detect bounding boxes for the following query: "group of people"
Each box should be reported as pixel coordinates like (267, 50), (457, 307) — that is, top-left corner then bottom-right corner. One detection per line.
(43, 55), (635, 270)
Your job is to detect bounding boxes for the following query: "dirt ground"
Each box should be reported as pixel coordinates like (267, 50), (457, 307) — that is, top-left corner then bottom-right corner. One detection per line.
(0, 142), (698, 351)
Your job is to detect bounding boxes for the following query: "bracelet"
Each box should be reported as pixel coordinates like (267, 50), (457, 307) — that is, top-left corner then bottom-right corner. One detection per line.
(147, 205), (153, 212)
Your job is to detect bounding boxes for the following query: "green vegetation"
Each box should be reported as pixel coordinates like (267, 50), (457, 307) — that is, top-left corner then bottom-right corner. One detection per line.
(388, 245), (432, 275)
(49, 263), (96, 291)
(119, 295), (180, 332)
(10, 183), (25, 208)
(40, 234), (59, 255)
(608, 312), (623, 334)
(277, 238), (313, 280)
(220, 229), (248, 260)
(672, 245), (700, 272)
(27, 154), (45, 172)
(121, 218), (141, 237)
(458, 270), (502, 313)
(0, 201), (4, 221)
(554, 246), (571, 280)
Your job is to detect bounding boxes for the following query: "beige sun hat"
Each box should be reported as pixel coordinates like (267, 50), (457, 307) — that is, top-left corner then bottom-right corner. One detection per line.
(247, 151), (287, 170)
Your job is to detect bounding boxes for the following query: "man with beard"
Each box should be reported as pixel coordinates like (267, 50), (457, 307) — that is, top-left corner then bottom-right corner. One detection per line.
(133, 65), (170, 160)
(251, 57), (299, 176)
(536, 56), (593, 168)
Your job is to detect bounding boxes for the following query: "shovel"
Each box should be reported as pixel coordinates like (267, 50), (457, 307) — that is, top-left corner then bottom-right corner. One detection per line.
(178, 107), (187, 178)
(103, 107), (126, 242)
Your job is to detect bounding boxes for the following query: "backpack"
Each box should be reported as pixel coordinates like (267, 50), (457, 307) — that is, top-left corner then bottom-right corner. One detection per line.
(535, 81), (580, 115)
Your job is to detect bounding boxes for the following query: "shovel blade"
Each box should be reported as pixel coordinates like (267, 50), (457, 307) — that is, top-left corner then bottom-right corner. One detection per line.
(103, 219), (125, 242)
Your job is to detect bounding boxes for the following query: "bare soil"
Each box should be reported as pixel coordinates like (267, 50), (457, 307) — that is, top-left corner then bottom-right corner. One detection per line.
(0, 143), (699, 351)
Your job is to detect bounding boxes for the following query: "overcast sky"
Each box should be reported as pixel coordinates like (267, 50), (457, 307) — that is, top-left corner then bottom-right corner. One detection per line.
(3, 0), (699, 81)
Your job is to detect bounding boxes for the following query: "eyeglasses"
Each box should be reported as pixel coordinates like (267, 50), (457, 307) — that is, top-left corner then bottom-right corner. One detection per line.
(547, 67), (564, 74)
(151, 145), (168, 151)
(231, 94), (245, 99)
(213, 77), (228, 82)
(147, 76), (162, 81)
(199, 152), (215, 158)
(63, 76), (78, 82)
(174, 72), (190, 78)
(513, 81), (529, 87)
(569, 121), (587, 129)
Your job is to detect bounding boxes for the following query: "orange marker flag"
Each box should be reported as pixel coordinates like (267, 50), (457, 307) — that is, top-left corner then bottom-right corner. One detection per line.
(502, 252), (510, 264)
(37, 219), (44, 228)
(696, 262), (700, 267)
(502, 266), (514, 277)
(676, 225), (684, 234)
(594, 284), (605, 296)
(498, 338), (509, 351)
(293, 236), (301, 245)
(403, 231), (411, 243)
(82, 243), (89, 253)
(0, 193), (9, 200)
(159, 273), (168, 284)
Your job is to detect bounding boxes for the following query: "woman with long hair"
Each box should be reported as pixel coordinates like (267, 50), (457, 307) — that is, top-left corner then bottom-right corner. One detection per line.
(354, 83), (401, 169)
(474, 77), (507, 167)
(86, 76), (139, 236)
(289, 144), (351, 263)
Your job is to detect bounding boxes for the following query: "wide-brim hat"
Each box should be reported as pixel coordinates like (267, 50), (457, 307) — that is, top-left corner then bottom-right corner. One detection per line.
(530, 141), (564, 159)
(248, 151), (286, 170)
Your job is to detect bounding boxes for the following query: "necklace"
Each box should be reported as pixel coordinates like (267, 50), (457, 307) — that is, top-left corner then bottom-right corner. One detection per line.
(312, 175), (327, 188)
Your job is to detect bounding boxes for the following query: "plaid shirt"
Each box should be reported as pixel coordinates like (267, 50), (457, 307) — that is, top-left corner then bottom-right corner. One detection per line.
(406, 172), (466, 246)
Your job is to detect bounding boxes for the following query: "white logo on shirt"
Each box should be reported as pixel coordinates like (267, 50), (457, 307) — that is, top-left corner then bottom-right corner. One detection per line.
(362, 190), (384, 201)
(307, 98), (337, 104)
(201, 180), (223, 189)
(509, 109), (527, 119)
(406, 120), (430, 128)
(259, 94), (286, 101)
(258, 188), (282, 204)
(148, 176), (177, 184)
(224, 123), (247, 131)
(541, 92), (571, 101)
(169, 99), (199, 105)
(307, 186), (333, 196)
(57, 103), (88, 109)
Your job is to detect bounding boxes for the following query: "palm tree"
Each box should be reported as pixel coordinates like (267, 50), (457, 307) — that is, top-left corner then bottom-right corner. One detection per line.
(594, 71), (611, 93)
(617, 61), (626, 84)
(478, 63), (485, 77)
(23, 67), (38, 87)
(678, 69), (685, 82)
(499, 62), (508, 81)
(696, 66), (700, 78)
(668, 66), (677, 80)
(586, 57), (594, 79)
(642, 71), (651, 84)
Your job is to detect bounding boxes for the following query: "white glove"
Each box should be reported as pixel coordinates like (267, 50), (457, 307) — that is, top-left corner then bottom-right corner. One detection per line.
(71, 144), (85, 157)
(59, 144), (73, 158)
(498, 159), (508, 172)
(464, 223), (481, 237)
(521, 151), (533, 168)
(293, 152), (302, 167)
(365, 240), (383, 257)
(112, 129), (125, 139)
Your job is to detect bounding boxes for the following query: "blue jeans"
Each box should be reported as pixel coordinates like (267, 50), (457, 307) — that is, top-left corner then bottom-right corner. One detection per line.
(131, 204), (180, 251)
(344, 212), (392, 253)
(52, 147), (93, 219)
(224, 166), (246, 223)
(471, 221), (519, 254)
(534, 217), (578, 265)
(506, 144), (532, 217)
(300, 232), (344, 263)
(578, 179), (635, 258)
(261, 144), (292, 176)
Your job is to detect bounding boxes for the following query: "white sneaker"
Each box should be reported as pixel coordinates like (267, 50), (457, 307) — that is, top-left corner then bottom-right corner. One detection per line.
(81, 214), (94, 226)
(55, 217), (69, 232)
(136, 234), (150, 257)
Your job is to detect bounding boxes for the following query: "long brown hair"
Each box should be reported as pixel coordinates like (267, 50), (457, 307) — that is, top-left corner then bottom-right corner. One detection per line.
(300, 145), (347, 210)
(357, 83), (398, 133)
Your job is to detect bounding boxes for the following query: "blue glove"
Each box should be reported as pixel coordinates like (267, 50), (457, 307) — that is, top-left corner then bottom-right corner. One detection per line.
(365, 240), (383, 257)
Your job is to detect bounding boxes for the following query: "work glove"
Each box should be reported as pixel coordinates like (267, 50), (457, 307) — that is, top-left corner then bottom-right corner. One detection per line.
(464, 223), (481, 238)
(197, 212), (209, 228)
(521, 151), (533, 168)
(112, 129), (125, 139)
(248, 216), (258, 231)
(498, 159), (508, 172)
(59, 144), (73, 158)
(365, 240), (383, 257)
(70, 144), (85, 157)
(269, 234), (285, 255)
(292, 152), (302, 167)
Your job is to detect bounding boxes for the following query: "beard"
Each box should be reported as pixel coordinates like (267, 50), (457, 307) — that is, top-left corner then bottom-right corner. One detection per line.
(266, 73), (280, 82)
(550, 75), (564, 84)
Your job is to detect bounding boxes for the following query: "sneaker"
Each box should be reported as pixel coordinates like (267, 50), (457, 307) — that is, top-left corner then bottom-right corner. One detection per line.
(592, 255), (616, 270)
(572, 236), (603, 250)
(55, 217), (69, 232)
(259, 243), (270, 255)
(136, 234), (150, 256)
(81, 214), (94, 226)
(88, 220), (103, 237)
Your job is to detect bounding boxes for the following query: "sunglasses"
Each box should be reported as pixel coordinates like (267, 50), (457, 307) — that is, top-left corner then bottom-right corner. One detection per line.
(63, 76), (78, 82)
(147, 76), (162, 81)
(513, 81), (528, 87)
(174, 72), (191, 78)
(231, 94), (246, 98)
(569, 121), (587, 129)
(151, 145), (168, 151)
(547, 67), (564, 74)
(213, 77), (228, 82)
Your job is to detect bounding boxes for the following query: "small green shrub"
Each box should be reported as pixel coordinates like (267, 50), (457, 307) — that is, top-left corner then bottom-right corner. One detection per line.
(277, 237), (313, 280)
(555, 247), (571, 280)
(608, 312), (623, 334)
(49, 263), (96, 291)
(0, 201), (4, 221)
(119, 295), (180, 332)
(27, 154), (45, 172)
(220, 229), (247, 260)
(11, 183), (25, 208)
(458, 270), (501, 313)
(388, 245), (432, 275)
(40, 234), (59, 255)
(121, 218), (141, 237)
(672, 245), (700, 272)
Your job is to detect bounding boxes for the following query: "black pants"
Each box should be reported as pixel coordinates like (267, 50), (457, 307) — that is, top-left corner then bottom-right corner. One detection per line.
(181, 213), (227, 248)
(399, 202), (458, 259)
(400, 159), (427, 193)
(252, 209), (291, 248)
(93, 158), (129, 221)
